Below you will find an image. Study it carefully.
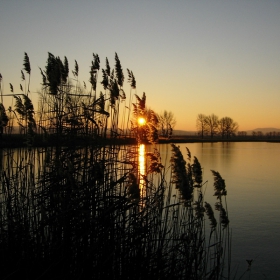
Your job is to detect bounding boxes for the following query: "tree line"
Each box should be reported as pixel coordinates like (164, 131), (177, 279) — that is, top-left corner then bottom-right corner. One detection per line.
(134, 110), (239, 140)
(196, 113), (238, 138)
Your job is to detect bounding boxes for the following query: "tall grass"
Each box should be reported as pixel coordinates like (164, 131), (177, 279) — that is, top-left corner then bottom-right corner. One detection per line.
(0, 53), (230, 279)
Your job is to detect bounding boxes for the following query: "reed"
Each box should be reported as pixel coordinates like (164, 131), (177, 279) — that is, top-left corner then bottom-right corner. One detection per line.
(0, 53), (231, 279)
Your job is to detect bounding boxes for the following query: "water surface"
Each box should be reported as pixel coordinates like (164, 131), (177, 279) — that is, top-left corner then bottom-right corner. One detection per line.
(156, 142), (280, 279)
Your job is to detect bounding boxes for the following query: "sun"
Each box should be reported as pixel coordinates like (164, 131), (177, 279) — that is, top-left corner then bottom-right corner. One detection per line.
(138, 117), (146, 126)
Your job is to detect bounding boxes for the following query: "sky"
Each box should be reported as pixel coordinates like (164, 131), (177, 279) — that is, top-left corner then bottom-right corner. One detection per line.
(1, 0), (280, 131)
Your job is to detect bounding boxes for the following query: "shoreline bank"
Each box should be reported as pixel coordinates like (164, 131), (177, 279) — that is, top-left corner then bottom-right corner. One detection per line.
(1, 134), (280, 148)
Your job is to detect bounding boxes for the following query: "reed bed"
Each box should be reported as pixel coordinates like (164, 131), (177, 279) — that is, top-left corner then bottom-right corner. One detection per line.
(0, 53), (230, 279)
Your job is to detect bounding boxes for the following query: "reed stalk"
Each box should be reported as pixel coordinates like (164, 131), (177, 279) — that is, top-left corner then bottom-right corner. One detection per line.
(0, 52), (231, 279)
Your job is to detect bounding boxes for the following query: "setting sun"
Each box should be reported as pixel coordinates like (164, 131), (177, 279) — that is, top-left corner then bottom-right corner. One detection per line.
(138, 117), (146, 126)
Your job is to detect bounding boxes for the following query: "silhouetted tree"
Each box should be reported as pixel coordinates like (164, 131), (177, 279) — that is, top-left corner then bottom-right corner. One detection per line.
(196, 114), (207, 138)
(218, 117), (238, 138)
(257, 131), (263, 137)
(238, 131), (247, 136)
(205, 114), (219, 138)
(158, 110), (176, 138)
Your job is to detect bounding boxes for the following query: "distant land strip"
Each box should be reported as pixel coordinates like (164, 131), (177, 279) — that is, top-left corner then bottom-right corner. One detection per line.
(1, 134), (280, 148)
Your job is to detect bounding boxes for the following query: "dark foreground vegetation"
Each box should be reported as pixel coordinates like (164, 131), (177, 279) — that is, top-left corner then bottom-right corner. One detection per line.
(0, 53), (231, 279)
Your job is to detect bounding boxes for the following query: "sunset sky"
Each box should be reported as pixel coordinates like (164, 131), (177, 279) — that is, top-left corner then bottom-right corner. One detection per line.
(1, 0), (280, 131)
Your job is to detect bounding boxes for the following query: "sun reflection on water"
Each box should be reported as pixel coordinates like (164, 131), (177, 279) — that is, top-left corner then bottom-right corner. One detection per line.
(138, 144), (146, 197)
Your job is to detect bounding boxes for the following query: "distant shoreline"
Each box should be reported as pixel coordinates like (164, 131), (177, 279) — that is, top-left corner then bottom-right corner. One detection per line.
(1, 134), (280, 148)
(158, 136), (280, 143)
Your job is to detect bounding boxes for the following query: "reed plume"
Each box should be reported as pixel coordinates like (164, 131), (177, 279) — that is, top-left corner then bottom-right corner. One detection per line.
(23, 52), (31, 93)
(0, 52), (232, 280)
(170, 144), (193, 202)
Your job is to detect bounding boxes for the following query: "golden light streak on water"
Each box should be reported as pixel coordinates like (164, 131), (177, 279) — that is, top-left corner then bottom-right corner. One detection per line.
(138, 144), (146, 198)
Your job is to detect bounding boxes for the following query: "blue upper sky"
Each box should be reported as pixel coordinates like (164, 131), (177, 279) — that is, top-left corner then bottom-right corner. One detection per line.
(1, 0), (280, 130)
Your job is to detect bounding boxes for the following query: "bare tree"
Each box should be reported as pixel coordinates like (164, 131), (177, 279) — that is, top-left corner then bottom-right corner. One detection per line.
(218, 117), (238, 138)
(238, 131), (247, 136)
(158, 110), (176, 138)
(205, 114), (219, 138)
(196, 114), (207, 138)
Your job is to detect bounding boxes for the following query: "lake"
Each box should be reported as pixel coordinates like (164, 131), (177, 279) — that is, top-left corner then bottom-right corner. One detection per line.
(1, 141), (279, 279)
(153, 141), (280, 279)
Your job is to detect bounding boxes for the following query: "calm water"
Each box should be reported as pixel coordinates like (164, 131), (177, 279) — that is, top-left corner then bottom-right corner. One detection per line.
(2, 142), (279, 278)
(155, 142), (280, 280)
